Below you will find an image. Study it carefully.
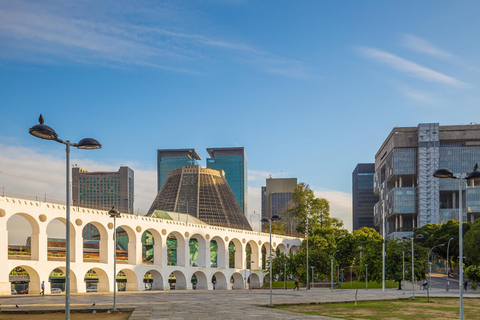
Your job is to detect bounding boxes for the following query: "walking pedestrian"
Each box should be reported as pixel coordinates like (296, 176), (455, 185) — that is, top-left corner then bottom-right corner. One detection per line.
(464, 280), (468, 291)
(294, 279), (299, 290)
(40, 281), (45, 296)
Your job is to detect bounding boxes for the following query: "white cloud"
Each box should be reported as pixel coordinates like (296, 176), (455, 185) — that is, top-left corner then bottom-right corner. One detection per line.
(399, 86), (444, 106)
(357, 46), (468, 87)
(401, 34), (452, 59)
(313, 188), (352, 232)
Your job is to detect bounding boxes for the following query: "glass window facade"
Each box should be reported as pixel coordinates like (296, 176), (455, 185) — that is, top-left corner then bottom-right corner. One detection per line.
(158, 156), (199, 192)
(352, 163), (379, 231)
(393, 148), (416, 175)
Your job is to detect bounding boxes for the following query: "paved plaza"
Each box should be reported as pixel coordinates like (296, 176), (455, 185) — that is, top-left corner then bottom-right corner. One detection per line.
(1, 287), (479, 320)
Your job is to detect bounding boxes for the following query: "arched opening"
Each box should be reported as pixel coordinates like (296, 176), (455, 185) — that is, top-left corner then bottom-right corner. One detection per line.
(84, 268), (109, 292)
(117, 269), (138, 291)
(169, 271), (187, 290)
(48, 267), (78, 293)
(246, 240), (259, 270)
(142, 230), (154, 265)
(277, 243), (288, 255)
(248, 273), (261, 289)
(230, 272), (244, 290)
(46, 217), (76, 262)
(289, 245), (299, 255)
(144, 270), (163, 291)
(9, 266), (40, 294)
(191, 271), (208, 290)
(212, 272), (227, 290)
(115, 226), (133, 264)
(7, 213), (38, 261)
(189, 234), (207, 267)
(228, 239), (243, 269)
(210, 236), (226, 268)
(167, 232), (185, 266)
(83, 222), (108, 263)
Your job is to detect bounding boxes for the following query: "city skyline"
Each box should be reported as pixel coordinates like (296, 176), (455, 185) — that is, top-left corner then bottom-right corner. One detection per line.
(2, 1), (480, 233)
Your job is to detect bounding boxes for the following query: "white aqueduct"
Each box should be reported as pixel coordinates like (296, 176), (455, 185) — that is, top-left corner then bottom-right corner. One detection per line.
(0, 196), (301, 295)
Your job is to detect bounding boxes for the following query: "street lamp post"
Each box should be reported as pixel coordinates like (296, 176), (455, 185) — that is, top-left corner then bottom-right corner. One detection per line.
(284, 260), (287, 290)
(350, 266), (353, 290)
(434, 166), (480, 320)
(428, 243), (445, 291)
(305, 219), (310, 290)
(382, 199), (386, 292)
(29, 114), (101, 320)
(341, 269), (344, 290)
(365, 264), (368, 290)
(261, 214), (281, 307)
(402, 234), (424, 299)
(446, 237), (454, 290)
(330, 250), (339, 292)
(311, 266), (314, 290)
(396, 250), (410, 295)
(109, 207), (121, 311)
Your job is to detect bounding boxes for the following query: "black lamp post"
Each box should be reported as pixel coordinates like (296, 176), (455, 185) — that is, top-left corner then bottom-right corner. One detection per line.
(261, 214), (281, 307)
(29, 114), (101, 320)
(109, 206), (121, 311)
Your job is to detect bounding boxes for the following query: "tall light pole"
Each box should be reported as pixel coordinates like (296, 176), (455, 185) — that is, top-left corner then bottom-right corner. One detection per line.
(396, 250), (410, 295)
(109, 207), (121, 311)
(428, 243), (445, 291)
(305, 218), (310, 290)
(311, 266), (314, 290)
(403, 234), (424, 299)
(29, 114), (101, 320)
(330, 250), (339, 292)
(261, 214), (281, 307)
(446, 237), (454, 291)
(434, 166), (480, 320)
(382, 199), (386, 292)
(365, 264), (368, 290)
(284, 259), (287, 290)
(350, 266), (353, 290)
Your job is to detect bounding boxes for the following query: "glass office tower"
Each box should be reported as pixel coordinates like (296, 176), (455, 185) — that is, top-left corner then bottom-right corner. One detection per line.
(157, 149), (201, 192)
(206, 147), (247, 216)
(352, 163), (379, 231)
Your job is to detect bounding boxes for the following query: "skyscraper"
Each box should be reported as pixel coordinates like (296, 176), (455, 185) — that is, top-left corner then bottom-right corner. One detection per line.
(261, 178), (297, 233)
(352, 163), (379, 231)
(374, 123), (480, 239)
(147, 165), (252, 230)
(72, 166), (134, 214)
(206, 147), (247, 216)
(157, 149), (201, 192)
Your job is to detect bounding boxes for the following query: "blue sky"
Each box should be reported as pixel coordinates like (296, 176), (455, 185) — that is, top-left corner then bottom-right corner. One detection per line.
(1, 0), (480, 233)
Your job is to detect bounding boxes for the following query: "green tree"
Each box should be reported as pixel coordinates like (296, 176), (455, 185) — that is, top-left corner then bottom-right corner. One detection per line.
(465, 265), (480, 287)
(464, 218), (480, 266)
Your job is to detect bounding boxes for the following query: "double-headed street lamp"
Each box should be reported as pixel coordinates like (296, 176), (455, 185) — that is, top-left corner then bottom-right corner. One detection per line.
(402, 234), (424, 299)
(29, 115), (101, 320)
(428, 244), (445, 291)
(396, 249), (411, 295)
(261, 214), (281, 307)
(330, 250), (339, 292)
(433, 166), (480, 320)
(109, 207), (121, 311)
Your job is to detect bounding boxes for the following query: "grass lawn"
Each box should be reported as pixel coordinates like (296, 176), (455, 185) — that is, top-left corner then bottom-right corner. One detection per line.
(276, 297), (480, 319)
(336, 280), (399, 290)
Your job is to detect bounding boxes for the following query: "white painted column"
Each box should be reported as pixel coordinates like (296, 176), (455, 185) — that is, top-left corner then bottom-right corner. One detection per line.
(129, 233), (142, 265)
(0, 220), (10, 295)
(31, 232), (48, 261)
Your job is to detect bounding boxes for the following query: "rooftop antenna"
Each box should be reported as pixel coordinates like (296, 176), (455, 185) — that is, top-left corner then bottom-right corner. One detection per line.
(269, 174), (272, 179)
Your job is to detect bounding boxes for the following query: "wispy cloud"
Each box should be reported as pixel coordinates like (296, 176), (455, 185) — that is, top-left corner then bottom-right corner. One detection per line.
(0, 0), (312, 78)
(401, 34), (452, 59)
(357, 46), (468, 87)
(398, 85), (444, 106)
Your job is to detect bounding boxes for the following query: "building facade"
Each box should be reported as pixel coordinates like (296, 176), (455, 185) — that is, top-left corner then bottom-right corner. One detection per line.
(157, 149), (201, 192)
(261, 178), (297, 234)
(352, 163), (379, 231)
(206, 147), (248, 216)
(374, 123), (480, 239)
(72, 166), (134, 214)
(147, 165), (252, 230)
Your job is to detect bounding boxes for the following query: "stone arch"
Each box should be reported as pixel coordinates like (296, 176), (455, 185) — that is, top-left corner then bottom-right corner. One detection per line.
(230, 272), (244, 290)
(248, 273), (261, 289)
(143, 228), (163, 266)
(45, 217), (77, 262)
(189, 233), (207, 267)
(290, 245), (299, 255)
(144, 270), (163, 291)
(116, 225), (136, 265)
(261, 242), (272, 270)
(191, 271), (208, 290)
(7, 213), (40, 260)
(169, 270), (187, 290)
(229, 238), (243, 269)
(83, 221), (109, 263)
(84, 268), (109, 292)
(118, 268), (138, 291)
(277, 243), (288, 255)
(212, 271), (228, 290)
(210, 236), (226, 268)
(246, 240), (259, 270)
(9, 266), (41, 294)
(167, 231), (186, 267)
(49, 266), (78, 293)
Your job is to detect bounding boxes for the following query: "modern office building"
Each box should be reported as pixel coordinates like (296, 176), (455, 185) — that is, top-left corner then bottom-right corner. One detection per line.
(374, 123), (480, 239)
(206, 147), (248, 216)
(157, 149), (201, 192)
(147, 165), (252, 230)
(72, 166), (134, 214)
(352, 163), (379, 231)
(261, 178), (297, 233)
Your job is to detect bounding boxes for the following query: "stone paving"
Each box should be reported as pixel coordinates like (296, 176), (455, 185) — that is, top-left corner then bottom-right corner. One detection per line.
(1, 288), (479, 320)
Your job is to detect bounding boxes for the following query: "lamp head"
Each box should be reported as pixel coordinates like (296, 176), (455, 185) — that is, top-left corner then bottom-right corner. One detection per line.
(466, 165), (480, 181)
(77, 138), (102, 149)
(433, 168), (454, 179)
(415, 234), (424, 239)
(29, 114), (58, 140)
(260, 217), (269, 223)
(271, 214), (281, 221)
(109, 206), (121, 218)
